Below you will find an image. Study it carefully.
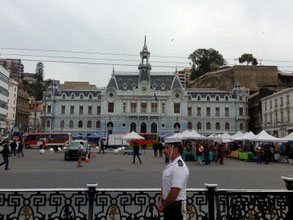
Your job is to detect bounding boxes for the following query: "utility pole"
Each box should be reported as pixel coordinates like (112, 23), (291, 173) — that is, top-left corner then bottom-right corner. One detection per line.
(51, 80), (55, 132)
(34, 98), (37, 133)
(43, 90), (47, 132)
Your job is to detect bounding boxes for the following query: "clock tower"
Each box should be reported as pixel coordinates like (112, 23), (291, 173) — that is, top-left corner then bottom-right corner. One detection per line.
(138, 36), (151, 92)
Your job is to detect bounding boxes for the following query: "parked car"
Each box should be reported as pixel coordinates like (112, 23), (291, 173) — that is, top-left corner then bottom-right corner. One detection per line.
(64, 140), (91, 161)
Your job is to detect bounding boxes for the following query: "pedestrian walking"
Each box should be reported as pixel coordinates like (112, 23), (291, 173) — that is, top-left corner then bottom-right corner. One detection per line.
(158, 137), (189, 220)
(132, 142), (142, 164)
(77, 142), (84, 167)
(196, 144), (203, 165)
(219, 144), (225, 165)
(17, 140), (24, 157)
(98, 139), (105, 154)
(159, 141), (164, 157)
(0, 142), (10, 170)
(10, 140), (17, 156)
(204, 144), (210, 165)
(153, 141), (158, 157)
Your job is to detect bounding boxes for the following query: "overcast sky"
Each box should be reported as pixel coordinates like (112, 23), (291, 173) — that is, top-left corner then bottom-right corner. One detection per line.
(0, 0), (292, 87)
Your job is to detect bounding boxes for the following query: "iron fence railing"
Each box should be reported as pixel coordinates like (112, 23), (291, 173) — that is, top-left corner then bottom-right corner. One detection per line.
(0, 184), (292, 220)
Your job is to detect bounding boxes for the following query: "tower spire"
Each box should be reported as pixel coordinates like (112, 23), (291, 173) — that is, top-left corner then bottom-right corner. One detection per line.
(138, 36), (151, 82)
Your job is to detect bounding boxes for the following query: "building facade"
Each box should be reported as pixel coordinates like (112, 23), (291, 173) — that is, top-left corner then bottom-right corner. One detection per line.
(0, 66), (9, 135)
(16, 88), (30, 132)
(41, 81), (103, 137)
(42, 40), (250, 137)
(186, 86), (249, 135)
(0, 58), (23, 81)
(261, 88), (293, 137)
(6, 78), (18, 133)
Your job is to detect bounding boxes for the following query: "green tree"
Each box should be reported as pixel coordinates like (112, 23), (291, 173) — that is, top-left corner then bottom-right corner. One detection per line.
(238, 53), (258, 65)
(22, 79), (51, 100)
(35, 62), (44, 82)
(188, 48), (226, 80)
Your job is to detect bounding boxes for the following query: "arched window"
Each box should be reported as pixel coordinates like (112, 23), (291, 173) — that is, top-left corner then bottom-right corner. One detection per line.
(107, 122), (114, 135)
(96, 121), (100, 128)
(240, 123), (244, 130)
(69, 120), (74, 128)
(206, 122), (211, 130)
(60, 120), (64, 128)
(87, 121), (92, 128)
(174, 123), (181, 133)
(188, 122), (192, 130)
(62, 94), (66, 99)
(78, 121), (83, 128)
(216, 96), (220, 101)
(130, 122), (136, 132)
(89, 94), (92, 100)
(207, 96), (210, 101)
(46, 120), (50, 128)
(225, 122), (230, 131)
(141, 122), (147, 133)
(151, 123), (157, 133)
(216, 122), (221, 130)
(225, 96), (229, 101)
(197, 122), (202, 130)
(197, 95), (201, 101)
(80, 94), (84, 100)
(71, 94), (75, 99)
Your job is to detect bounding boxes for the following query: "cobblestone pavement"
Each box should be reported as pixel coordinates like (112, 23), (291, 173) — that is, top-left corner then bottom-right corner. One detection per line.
(0, 148), (292, 189)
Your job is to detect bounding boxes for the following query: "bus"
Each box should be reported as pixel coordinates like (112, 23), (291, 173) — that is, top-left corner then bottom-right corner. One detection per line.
(129, 133), (159, 148)
(24, 133), (72, 149)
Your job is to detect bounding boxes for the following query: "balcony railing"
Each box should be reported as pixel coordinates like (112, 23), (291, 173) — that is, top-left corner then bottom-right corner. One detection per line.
(0, 184), (292, 220)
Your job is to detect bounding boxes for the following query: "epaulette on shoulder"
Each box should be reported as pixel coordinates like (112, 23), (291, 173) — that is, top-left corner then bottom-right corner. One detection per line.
(178, 160), (183, 167)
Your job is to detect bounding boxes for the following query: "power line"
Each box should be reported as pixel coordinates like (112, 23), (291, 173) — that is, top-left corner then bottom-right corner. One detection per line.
(0, 47), (189, 59)
(20, 58), (189, 69)
(0, 52), (190, 65)
(2, 47), (293, 64)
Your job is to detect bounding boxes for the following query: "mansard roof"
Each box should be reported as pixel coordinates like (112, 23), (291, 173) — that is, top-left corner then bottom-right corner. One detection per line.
(57, 81), (98, 91)
(107, 72), (182, 91)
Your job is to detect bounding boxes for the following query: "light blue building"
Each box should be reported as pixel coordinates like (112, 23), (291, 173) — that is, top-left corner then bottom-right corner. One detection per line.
(42, 40), (249, 137)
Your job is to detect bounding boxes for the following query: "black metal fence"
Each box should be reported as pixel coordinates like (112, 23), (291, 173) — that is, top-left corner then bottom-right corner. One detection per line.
(0, 184), (292, 220)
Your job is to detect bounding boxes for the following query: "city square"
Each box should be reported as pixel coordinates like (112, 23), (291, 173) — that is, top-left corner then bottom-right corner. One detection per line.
(0, 148), (292, 189)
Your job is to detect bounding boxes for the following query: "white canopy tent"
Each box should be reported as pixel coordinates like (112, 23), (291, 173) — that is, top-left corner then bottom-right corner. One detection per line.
(280, 132), (293, 141)
(252, 130), (285, 142)
(165, 133), (182, 143)
(242, 131), (256, 141)
(231, 131), (244, 141)
(219, 132), (233, 143)
(205, 133), (221, 141)
(177, 129), (202, 140)
(122, 131), (145, 140)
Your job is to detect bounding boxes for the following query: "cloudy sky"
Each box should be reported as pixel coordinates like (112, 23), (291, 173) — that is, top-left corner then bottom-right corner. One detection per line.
(0, 0), (292, 87)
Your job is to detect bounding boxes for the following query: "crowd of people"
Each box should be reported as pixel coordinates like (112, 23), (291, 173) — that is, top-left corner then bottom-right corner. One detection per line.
(149, 138), (293, 166)
(150, 139), (227, 165)
(0, 134), (24, 170)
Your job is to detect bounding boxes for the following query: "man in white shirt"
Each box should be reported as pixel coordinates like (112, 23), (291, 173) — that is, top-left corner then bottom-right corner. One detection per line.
(158, 137), (189, 220)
